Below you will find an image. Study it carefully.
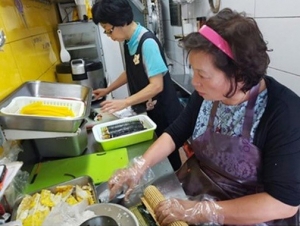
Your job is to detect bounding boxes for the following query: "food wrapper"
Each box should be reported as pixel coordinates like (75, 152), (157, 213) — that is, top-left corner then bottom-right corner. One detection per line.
(113, 107), (136, 118)
(42, 199), (96, 226)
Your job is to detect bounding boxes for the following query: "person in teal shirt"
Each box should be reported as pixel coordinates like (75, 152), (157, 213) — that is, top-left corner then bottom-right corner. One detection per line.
(92, 0), (183, 171)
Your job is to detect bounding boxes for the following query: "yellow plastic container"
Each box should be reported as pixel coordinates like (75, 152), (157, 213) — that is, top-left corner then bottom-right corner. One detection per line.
(92, 115), (156, 151)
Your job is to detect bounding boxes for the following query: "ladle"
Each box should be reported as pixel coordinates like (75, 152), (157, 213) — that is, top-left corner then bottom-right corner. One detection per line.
(57, 29), (71, 63)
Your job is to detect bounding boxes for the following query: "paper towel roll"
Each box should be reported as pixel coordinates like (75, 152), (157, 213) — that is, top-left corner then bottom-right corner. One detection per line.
(183, 23), (193, 36)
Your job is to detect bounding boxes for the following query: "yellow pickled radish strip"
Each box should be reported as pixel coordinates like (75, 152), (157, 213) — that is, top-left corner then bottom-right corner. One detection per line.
(20, 101), (75, 117)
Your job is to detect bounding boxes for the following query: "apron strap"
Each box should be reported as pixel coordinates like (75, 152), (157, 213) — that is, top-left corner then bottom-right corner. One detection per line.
(242, 83), (260, 139)
(208, 101), (219, 130)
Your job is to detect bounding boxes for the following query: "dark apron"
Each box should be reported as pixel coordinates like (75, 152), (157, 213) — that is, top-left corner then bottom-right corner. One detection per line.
(176, 84), (298, 225)
(124, 31), (183, 170)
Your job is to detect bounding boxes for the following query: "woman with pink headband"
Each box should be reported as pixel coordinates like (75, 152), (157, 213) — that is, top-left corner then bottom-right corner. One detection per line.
(108, 8), (300, 225)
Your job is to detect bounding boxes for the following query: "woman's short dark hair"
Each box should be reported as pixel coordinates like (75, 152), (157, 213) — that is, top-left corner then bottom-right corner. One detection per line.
(183, 8), (270, 97)
(92, 0), (133, 26)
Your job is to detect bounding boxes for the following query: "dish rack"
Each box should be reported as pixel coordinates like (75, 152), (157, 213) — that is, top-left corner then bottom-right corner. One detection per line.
(0, 81), (92, 143)
(0, 96), (85, 118)
(0, 96), (86, 140)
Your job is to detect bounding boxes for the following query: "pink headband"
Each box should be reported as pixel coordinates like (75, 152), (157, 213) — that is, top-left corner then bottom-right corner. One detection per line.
(199, 25), (234, 60)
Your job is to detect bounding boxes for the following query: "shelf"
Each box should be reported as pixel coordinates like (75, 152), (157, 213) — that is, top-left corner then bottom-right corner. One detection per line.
(171, 73), (194, 95)
(65, 44), (96, 51)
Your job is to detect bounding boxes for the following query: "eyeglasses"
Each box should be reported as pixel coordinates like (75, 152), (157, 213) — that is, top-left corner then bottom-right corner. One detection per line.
(103, 26), (115, 35)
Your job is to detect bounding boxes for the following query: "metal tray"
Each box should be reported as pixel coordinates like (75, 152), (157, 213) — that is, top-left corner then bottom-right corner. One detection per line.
(0, 81), (92, 133)
(11, 175), (98, 221)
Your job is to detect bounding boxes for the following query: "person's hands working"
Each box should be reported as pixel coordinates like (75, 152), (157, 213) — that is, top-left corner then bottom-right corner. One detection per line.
(155, 198), (224, 226)
(100, 99), (128, 114)
(93, 88), (109, 100)
(108, 156), (154, 201)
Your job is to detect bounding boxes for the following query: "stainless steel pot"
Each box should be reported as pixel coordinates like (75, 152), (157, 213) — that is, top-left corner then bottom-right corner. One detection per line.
(85, 203), (139, 226)
(56, 60), (106, 90)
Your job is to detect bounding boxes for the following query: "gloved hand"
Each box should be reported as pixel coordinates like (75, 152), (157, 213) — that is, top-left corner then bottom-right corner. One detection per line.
(100, 99), (128, 113)
(92, 88), (109, 100)
(108, 156), (154, 201)
(155, 198), (224, 226)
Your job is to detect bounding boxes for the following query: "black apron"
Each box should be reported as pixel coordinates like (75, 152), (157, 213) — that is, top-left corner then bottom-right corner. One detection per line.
(124, 31), (183, 170)
(176, 84), (298, 225)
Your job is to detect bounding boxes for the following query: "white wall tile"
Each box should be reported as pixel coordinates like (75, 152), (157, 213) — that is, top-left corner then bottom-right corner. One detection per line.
(255, 0), (300, 17)
(161, 0), (300, 94)
(257, 17), (300, 75)
(267, 68), (300, 96)
(193, 0), (255, 18)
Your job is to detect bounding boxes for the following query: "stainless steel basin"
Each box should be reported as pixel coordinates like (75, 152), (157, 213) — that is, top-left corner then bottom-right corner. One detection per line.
(0, 81), (92, 133)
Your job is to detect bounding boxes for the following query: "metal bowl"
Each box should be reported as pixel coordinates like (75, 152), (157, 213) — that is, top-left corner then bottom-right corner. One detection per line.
(80, 215), (118, 226)
(85, 203), (139, 226)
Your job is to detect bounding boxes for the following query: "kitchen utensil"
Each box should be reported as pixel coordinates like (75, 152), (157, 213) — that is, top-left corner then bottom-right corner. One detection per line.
(57, 29), (71, 63)
(142, 185), (188, 226)
(71, 59), (85, 80)
(96, 182), (125, 204)
(56, 60), (106, 90)
(22, 119), (88, 158)
(85, 203), (139, 226)
(80, 215), (118, 226)
(25, 148), (129, 194)
(1, 96), (85, 118)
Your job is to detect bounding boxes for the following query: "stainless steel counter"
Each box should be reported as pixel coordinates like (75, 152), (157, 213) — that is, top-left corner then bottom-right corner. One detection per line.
(171, 73), (194, 95)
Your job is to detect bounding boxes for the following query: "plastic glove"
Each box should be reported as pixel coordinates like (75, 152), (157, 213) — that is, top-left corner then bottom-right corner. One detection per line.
(100, 99), (128, 114)
(108, 156), (154, 201)
(155, 198), (224, 226)
(92, 88), (108, 100)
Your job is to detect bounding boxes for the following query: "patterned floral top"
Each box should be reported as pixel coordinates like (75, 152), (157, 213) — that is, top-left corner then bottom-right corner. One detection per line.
(193, 90), (268, 142)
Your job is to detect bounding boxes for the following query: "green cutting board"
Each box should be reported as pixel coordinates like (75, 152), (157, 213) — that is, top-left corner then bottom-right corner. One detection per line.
(25, 148), (128, 194)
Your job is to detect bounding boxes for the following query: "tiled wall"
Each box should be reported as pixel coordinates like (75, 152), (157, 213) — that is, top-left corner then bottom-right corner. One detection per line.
(1, 0), (299, 101)
(0, 0), (60, 100)
(161, 0), (300, 96)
